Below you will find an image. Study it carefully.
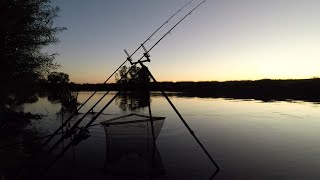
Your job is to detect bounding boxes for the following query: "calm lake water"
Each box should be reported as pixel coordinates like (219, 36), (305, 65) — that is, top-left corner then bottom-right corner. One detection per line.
(15, 92), (320, 179)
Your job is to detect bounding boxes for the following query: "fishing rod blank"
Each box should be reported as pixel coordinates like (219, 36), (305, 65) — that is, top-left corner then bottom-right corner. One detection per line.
(125, 0), (194, 60)
(137, 0), (207, 62)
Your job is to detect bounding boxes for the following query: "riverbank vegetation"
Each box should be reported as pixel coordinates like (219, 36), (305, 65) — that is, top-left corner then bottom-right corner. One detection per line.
(68, 78), (320, 102)
(0, 0), (66, 125)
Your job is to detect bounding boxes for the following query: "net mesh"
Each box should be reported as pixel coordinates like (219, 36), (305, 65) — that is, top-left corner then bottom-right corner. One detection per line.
(101, 113), (165, 177)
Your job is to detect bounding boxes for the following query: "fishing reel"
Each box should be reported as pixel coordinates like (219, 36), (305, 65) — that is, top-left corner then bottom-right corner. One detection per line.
(71, 127), (91, 146)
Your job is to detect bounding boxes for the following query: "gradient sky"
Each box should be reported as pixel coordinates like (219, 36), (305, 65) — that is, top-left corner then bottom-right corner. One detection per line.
(47, 0), (320, 83)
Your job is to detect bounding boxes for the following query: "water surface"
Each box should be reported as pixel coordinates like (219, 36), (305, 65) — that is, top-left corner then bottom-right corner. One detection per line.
(18, 92), (320, 179)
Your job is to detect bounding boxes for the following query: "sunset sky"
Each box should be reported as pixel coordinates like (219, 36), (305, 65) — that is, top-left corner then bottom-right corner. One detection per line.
(48, 0), (320, 83)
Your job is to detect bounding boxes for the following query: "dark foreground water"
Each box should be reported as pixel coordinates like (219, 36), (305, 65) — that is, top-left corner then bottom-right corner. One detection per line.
(2, 92), (320, 179)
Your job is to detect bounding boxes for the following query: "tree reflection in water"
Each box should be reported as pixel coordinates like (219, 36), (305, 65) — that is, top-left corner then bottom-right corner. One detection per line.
(116, 91), (150, 111)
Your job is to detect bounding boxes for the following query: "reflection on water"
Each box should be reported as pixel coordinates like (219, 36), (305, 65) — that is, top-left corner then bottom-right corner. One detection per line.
(2, 92), (320, 179)
(115, 91), (150, 111)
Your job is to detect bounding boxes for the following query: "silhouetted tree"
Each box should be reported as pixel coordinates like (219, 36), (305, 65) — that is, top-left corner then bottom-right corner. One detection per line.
(47, 71), (69, 103)
(114, 65), (151, 111)
(46, 72), (79, 113)
(115, 65), (140, 83)
(48, 72), (69, 84)
(0, 0), (65, 115)
(115, 65), (129, 83)
(129, 66), (141, 81)
(1, 0), (65, 76)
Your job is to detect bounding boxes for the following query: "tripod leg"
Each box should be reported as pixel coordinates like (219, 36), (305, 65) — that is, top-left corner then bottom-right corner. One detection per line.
(146, 68), (220, 171)
(148, 102), (156, 147)
(147, 104), (156, 179)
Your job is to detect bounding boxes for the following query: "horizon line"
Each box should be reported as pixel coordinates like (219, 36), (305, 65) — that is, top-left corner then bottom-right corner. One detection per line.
(70, 77), (320, 84)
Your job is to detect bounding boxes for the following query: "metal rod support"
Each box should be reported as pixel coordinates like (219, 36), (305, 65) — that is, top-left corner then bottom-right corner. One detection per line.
(146, 67), (220, 171)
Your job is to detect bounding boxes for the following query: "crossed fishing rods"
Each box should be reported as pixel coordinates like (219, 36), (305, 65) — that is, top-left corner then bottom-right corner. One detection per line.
(47, 0), (207, 162)
(42, 0), (195, 148)
(18, 0), (201, 175)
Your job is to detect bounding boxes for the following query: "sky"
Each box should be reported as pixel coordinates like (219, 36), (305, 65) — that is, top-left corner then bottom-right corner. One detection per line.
(48, 0), (320, 83)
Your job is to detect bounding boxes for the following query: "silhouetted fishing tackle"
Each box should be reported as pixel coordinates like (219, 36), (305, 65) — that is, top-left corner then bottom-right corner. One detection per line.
(19, 1), (220, 179)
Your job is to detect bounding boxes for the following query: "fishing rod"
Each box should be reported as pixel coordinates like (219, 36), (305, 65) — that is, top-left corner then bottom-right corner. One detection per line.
(42, 0), (194, 147)
(0, 123), (102, 150)
(137, 0), (207, 62)
(0, 132), (62, 149)
(126, 0), (194, 60)
(144, 0), (194, 44)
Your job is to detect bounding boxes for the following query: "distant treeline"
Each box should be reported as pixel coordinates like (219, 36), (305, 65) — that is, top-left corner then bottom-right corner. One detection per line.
(67, 78), (320, 102)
